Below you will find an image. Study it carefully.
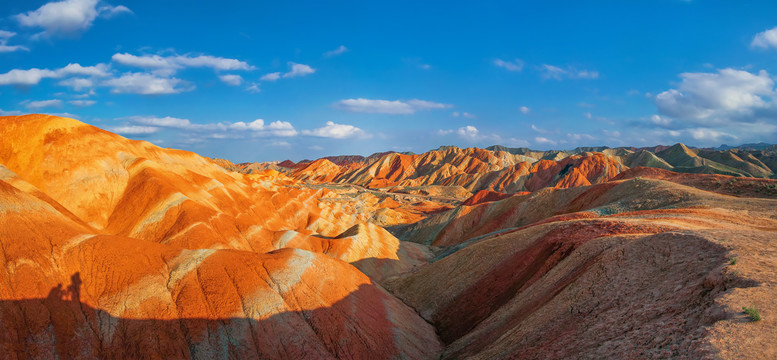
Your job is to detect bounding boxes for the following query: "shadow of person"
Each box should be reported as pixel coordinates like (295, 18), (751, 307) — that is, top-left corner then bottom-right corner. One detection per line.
(46, 283), (64, 302)
(66, 272), (82, 303)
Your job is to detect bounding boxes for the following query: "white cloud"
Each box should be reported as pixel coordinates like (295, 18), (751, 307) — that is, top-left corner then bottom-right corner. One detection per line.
(494, 58), (524, 72)
(265, 120), (298, 136)
(103, 72), (192, 95)
(567, 133), (595, 141)
(246, 83), (261, 93)
(451, 111), (476, 118)
(283, 63), (315, 78)
(69, 99), (95, 107)
(504, 137), (530, 147)
(260, 62), (315, 81)
(111, 53), (173, 69)
(219, 74), (243, 86)
(302, 121), (368, 139)
(654, 68), (774, 123)
(751, 27), (777, 50)
(688, 128), (735, 141)
(174, 55), (254, 71)
(58, 77), (94, 91)
(0, 31), (29, 53)
(0, 63), (109, 86)
(112, 53), (254, 74)
(268, 140), (291, 147)
(438, 125), (510, 144)
(335, 98), (452, 114)
(132, 116), (192, 128)
(24, 99), (63, 109)
(457, 125), (479, 139)
(98, 4), (131, 18)
(534, 136), (556, 145)
(650, 114), (672, 126)
(260, 72), (281, 81)
(126, 116), (298, 137)
(324, 45), (348, 57)
(0, 68), (57, 86)
(59, 63), (111, 77)
(16, 0), (131, 37)
(531, 124), (549, 134)
(519, 106), (530, 114)
(0, 108), (23, 116)
(228, 119), (265, 131)
(540, 64), (599, 80)
(111, 125), (159, 135)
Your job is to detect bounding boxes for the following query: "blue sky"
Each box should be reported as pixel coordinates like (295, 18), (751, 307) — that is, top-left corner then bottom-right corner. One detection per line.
(2, 1), (777, 162)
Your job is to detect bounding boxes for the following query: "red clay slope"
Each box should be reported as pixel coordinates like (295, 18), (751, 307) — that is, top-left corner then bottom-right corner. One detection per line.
(0, 115), (443, 358)
(284, 147), (626, 193)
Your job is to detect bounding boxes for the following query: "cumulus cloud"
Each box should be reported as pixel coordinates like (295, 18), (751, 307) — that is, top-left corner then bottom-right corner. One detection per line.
(437, 125), (511, 144)
(302, 121), (368, 139)
(111, 125), (159, 135)
(452, 111), (476, 118)
(260, 63), (315, 81)
(132, 116), (192, 128)
(264, 120), (298, 136)
(324, 45), (348, 57)
(567, 133), (596, 141)
(103, 72), (193, 94)
(650, 114), (672, 127)
(0, 68), (57, 86)
(228, 119), (298, 136)
(534, 136), (557, 145)
(0, 108), (23, 116)
(283, 63), (315, 78)
(494, 58), (524, 72)
(260, 72), (281, 81)
(751, 27), (777, 50)
(23, 99), (63, 109)
(335, 98), (452, 114)
(112, 53), (254, 74)
(69, 99), (96, 107)
(654, 68), (774, 123)
(58, 78), (94, 91)
(519, 106), (530, 114)
(0, 63), (110, 86)
(640, 68), (777, 146)
(540, 64), (599, 80)
(0, 31), (29, 53)
(16, 0), (131, 37)
(457, 125), (479, 139)
(218, 74), (243, 86)
(125, 116), (298, 137)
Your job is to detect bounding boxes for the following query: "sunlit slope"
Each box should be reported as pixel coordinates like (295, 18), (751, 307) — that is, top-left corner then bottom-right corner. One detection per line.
(0, 115), (422, 257)
(0, 176), (441, 358)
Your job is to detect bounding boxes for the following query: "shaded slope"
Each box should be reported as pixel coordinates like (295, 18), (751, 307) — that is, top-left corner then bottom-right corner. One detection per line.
(386, 175), (777, 359)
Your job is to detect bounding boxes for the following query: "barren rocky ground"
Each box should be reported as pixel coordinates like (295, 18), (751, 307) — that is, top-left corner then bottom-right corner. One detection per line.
(0, 114), (775, 359)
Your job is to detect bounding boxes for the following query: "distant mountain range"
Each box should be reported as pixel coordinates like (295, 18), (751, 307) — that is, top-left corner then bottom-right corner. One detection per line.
(219, 142), (777, 194)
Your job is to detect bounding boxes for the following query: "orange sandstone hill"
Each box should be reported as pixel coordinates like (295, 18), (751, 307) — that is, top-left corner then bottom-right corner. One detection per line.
(229, 142), (777, 196)
(1, 114), (777, 359)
